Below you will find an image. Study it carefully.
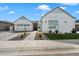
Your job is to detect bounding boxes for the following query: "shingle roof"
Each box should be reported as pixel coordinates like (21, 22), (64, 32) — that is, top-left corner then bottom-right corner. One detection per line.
(14, 16), (32, 23)
(0, 20), (14, 25)
(31, 21), (39, 23)
(75, 20), (79, 23)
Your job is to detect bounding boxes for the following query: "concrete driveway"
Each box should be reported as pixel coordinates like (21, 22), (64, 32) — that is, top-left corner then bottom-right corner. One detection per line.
(0, 31), (23, 41)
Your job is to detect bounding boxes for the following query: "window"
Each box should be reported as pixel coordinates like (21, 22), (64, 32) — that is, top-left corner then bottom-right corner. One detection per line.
(20, 24), (23, 26)
(17, 24), (30, 26)
(17, 24), (23, 26)
(48, 20), (58, 29)
(24, 24), (27, 26)
(24, 24), (30, 26)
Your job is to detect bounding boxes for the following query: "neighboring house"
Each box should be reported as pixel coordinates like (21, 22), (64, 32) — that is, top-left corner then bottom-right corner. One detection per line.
(14, 16), (33, 31)
(0, 20), (14, 31)
(75, 20), (79, 31)
(40, 7), (75, 33)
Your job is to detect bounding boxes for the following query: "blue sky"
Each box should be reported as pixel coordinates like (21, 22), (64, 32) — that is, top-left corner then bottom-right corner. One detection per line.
(0, 3), (79, 22)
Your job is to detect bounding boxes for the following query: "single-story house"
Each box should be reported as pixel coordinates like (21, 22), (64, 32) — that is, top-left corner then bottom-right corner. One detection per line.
(0, 20), (14, 31)
(14, 16), (33, 31)
(40, 7), (75, 33)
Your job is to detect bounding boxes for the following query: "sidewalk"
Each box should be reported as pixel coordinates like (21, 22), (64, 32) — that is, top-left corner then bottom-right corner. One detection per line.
(0, 40), (79, 56)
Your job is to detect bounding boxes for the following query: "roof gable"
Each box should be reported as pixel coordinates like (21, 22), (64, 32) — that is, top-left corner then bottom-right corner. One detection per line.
(41, 7), (75, 20)
(14, 16), (32, 24)
(19, 16), (27, 20)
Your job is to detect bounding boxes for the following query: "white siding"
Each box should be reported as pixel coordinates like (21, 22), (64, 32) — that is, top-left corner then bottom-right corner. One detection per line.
(41, 8), (75, 33)
(14, 17), (33, 31)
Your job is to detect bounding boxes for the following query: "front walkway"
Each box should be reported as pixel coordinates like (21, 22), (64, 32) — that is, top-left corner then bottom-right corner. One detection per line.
(24, 31), (37, 40)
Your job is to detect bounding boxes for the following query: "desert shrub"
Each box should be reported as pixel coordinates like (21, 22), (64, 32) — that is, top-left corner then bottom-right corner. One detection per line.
(39, 34), (42, 38)
(20, 34), (24, 38)
(20, 31), (26, 38)
(24, 31), (26, 36)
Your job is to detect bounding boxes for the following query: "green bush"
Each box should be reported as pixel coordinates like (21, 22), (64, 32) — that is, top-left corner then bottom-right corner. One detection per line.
(45, 33), (79, 40)
(71, 28), (76, 33)
(55, 30), (59, 34)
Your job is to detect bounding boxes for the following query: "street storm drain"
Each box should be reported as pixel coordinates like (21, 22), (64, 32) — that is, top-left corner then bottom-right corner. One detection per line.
(9, 33), (29, 41)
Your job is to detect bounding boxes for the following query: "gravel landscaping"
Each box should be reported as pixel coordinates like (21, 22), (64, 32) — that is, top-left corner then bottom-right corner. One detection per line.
(9, 33), (29, 41)
(0, 31), (30, 41)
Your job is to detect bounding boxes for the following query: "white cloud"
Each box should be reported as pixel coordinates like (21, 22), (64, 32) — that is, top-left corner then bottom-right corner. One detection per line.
(0, 6), (9, 11)
(60, 6), (67, 9)
(61, 3), (78, 6)
(9, 11), (15, 14)
(76, 11), (79, 13)
(36, 4), (51, 11)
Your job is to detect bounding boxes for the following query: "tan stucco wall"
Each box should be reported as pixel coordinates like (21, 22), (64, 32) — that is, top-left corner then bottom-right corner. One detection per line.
(0, 23), (13, 31)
